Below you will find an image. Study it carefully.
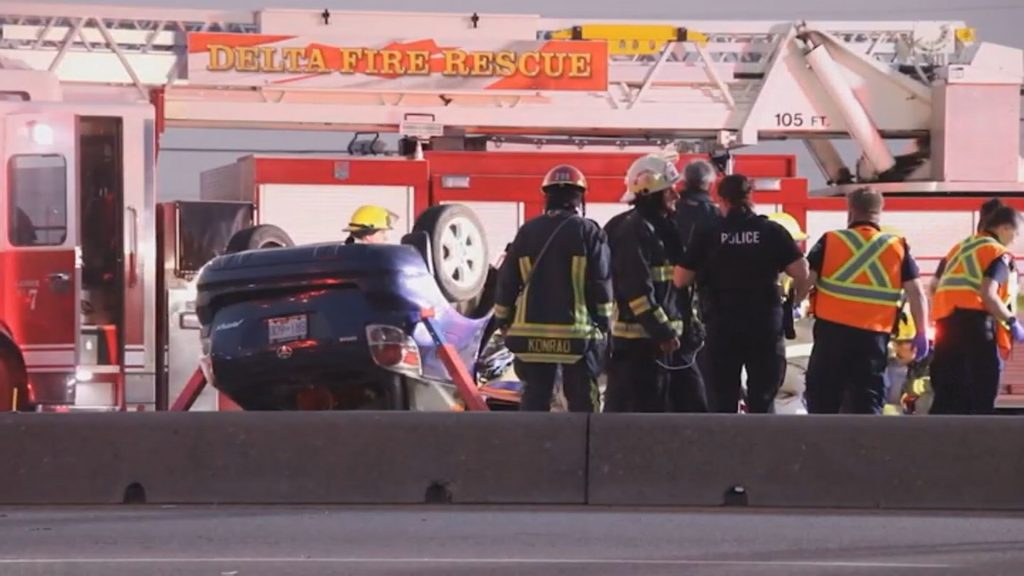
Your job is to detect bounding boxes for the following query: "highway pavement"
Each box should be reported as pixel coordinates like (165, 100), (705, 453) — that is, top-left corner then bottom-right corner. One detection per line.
(1, 505), (1022, 575)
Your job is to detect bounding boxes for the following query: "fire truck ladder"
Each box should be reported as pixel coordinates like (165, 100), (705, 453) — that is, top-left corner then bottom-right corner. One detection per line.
(1, 4), (1021, 187)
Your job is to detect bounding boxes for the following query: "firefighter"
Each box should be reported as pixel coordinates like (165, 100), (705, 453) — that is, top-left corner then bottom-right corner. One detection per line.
(604, 152), (707, 413)
(674, 175), (810, 413)
(597, 193), (637, 412)
(767, 211), (809, 410)
(804, 187), (929, 414)
(344, 205), (397, 244)
(929, 200), (1024, 414)
(767, 211), (809, 333)
(674, 159), (723, 408)
(493, 164), (613, 412)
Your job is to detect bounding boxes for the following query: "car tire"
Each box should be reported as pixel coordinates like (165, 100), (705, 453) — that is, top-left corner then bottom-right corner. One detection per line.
(412, 204), (489, 303)
(224, 224), (294, 254)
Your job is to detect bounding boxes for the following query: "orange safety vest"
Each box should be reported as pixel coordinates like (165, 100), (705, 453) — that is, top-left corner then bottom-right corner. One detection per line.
(813, 226), (906, 333)
(932, 233), (1015, 356)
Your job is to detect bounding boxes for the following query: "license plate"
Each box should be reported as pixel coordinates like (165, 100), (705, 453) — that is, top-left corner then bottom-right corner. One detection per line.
(267, 314), (308, 344)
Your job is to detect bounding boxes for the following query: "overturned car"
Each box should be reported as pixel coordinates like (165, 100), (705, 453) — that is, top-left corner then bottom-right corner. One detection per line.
(194, 204), (519, 411)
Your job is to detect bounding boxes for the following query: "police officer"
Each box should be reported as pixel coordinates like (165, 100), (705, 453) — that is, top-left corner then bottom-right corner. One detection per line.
(674, 174), (810, 413)
(674, 159), (723, 408)
(604, 153), (707, 413)
(804, 187), (929, 414)
(930, 200), (1024, 414)
(493, 164), (613, 412)
(344, 205), (397, 244)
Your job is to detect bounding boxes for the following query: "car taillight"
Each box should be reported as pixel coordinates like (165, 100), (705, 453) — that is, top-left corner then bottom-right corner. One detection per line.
(366, 324), (422, 377)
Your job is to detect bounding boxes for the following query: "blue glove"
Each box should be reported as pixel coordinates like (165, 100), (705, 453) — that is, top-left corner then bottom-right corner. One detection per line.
(1010, 318), (1024, 343)
(912, 331), (930, 362)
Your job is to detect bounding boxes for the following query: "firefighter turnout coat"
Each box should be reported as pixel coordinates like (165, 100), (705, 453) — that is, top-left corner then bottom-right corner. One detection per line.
(494, 210), (614, 363)
(609, 212), (684, 342)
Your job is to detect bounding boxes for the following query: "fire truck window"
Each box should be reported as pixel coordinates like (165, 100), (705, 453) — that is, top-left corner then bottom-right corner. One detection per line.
(7, 154), (68, 247)
(0, 92), (30, 101)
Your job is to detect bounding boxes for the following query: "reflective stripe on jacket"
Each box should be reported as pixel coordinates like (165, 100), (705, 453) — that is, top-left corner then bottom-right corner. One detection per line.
(608, 212), (683, 342)
(494, 210), (613, 363)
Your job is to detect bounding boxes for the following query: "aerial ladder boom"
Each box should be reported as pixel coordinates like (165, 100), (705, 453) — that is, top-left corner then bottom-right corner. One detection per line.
(1, 2), (1022, 190)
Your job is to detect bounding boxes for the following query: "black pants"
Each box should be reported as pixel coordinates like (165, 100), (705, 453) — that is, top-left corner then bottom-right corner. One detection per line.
(603, 338), (707, 413)
(516, 341), (604, 412)
(929, 312), (1002, 415)
(805, 319), (889, 414)
(707, 307), (785, 414)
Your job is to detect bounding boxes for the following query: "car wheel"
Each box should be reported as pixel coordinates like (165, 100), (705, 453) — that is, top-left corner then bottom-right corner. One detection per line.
(224, 224), (294, 254)
(413, 205), (489, 303)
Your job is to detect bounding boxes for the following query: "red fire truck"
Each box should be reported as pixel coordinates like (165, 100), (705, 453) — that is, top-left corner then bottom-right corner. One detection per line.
(1, 4), (1022, 411)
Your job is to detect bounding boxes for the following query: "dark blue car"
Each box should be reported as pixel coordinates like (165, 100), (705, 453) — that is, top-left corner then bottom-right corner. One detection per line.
(194, 205), (519, 411)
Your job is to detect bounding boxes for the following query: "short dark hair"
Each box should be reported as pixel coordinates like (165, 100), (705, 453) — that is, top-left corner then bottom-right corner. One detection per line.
(979, 198), (1007, 230)
(848, 187), (883, 215)
(717, 174), (752, 207)
(983, 201), (1020, 231)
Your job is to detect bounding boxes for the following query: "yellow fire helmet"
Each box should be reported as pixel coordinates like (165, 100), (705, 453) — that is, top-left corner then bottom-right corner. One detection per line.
(344, 205), (398, 232)
(894, 301), (917, 341)
(767, 212), (807, 241)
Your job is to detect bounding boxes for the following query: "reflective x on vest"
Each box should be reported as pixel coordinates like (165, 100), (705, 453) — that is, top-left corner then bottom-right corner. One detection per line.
(936, 236), (1003, 293)
(933, 234), (1014, 356)
(817, 229), (903, 308)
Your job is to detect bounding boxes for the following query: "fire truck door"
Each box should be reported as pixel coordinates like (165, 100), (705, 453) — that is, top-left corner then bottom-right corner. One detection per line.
(0, 112), (80, 405)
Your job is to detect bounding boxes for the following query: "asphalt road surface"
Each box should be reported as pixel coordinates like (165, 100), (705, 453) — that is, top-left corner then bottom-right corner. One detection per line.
(1, 505), (1023, 575)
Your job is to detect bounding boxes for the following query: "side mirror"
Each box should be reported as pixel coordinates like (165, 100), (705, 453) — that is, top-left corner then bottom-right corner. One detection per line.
(401, 231), (434, 276)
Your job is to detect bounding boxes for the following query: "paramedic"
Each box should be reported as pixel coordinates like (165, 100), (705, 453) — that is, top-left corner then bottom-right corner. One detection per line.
(930, 200), (1024, 414)
(804, 187), (929, 414)
(674, 174), (810, 413)
(929, 198), (1003, 295)
(493, 164), (613, 412)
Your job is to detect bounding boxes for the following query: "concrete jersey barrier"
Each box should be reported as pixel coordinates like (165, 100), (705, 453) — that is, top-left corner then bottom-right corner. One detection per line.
(588, 414), (1024, 510)
(0, 412), (588, 505)
(2, 412), (1023, 510)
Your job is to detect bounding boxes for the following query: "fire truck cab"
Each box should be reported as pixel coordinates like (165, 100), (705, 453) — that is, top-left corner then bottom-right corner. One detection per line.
(1, 69), (155, 410)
